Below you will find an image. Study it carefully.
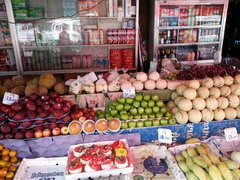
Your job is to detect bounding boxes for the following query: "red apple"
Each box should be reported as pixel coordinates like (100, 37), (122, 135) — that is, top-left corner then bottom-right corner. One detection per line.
(22, 121), (33, 128)
(8, 111), (16, 119)
(0, 134), (4, 140)
(43, 129), (51, 137)
(26, 102), (36, 111)
(49, 92), (59, 99)
(56, 97), (64, 103)
(43, 124), (49, 129)
(15, 132), (24, 139)
(1, 124), (11, 134)
(61, 115), (71, 122)
(42, 103), (50, 111)
(61, 126), (69, 135)
(27, 111), (37, 120)
(52, 127), (61, 136)
(41, 94), (50, 101)
(39, 110), (49, 119)
(48, 118), (57, 123)
(53, 103), (62, 110)
(79, 116), (86, 124)
(8, 122), (19, 128)
(12, 129), (18, 134)
(35, 120), (45, 125)
(25, 130), (34, 139)
(62, 106), (70, 113)
(58, 123), (66, 129)
(5, 133), (14, 139)
(0, 104), (11, 114)
(13, 112), (25, 121)
(34, 126), (44, 131)
(48, 99), (54, 105)
(36, 99), (42, 106)
(29, 93), (39, 101)
(34, 130), (43, 138)
(49, 123), (58, 130)
(53, 110), (64, 118)
(11, 102), (23, 111)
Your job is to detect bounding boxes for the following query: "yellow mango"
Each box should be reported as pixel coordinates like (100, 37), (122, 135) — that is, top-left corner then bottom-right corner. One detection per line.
(218, 162), (233, 180)
(209, 165), (223, 180)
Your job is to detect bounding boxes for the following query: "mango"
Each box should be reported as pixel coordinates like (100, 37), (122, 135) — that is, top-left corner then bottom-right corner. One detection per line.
(185, 138), (201, 144)
(178, 161), (189, 173)
(187, 147), (198, 157)
(218, 162), (233, 180)
(224, 160), (240, 170)
(207, 153), (220, 165)
(204, 171), (211, 180)
(193, 156), (207, 168)
(175, 154), (185, 162)
(200, 143), (211, 153)
(185, 171), (199, 180)
(209, 165), (223, 180)
(232, 170), (240, 180)
(182, 150), (189, 158)
(191, 164), (206, 180)
(200, 154), (212, 167)
(196, 145), (208, 155)
(220, 157), (230, 161)
(233, 169), (240, 178)
(186, 157), (194, 170)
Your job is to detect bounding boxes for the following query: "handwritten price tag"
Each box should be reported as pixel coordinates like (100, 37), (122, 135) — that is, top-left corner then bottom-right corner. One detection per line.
(158, 128), (172, 144)
(224, 127), (238, 142)
(2, 92), (19, 105)
(123, 87), (135, 98)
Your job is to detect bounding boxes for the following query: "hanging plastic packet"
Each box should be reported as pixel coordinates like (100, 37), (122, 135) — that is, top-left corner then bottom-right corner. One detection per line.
(69, 80), (82, 95)
(82, 80), (95, 94)
(161, 56), (177, 76)
(148, 58), (158, 73)
(108, 77), (121, 92)
(106, 68), (120, 82)
(119, 69), (131, 83)
(96, 74), (108, 93)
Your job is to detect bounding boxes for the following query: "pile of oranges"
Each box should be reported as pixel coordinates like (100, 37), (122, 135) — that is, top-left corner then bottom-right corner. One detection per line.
(0, 144), (20, 179)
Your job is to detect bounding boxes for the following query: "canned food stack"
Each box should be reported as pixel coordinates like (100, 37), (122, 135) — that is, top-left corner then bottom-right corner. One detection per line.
(110, 49), (135, 69)
(110, 49), (123, 68)
(123, 49), (134, 68)
(77, 0), (99, 16)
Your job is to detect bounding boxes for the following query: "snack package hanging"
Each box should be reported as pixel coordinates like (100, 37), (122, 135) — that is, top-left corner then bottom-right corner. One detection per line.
(78, 0), (99, 17)
(96, 74), (107, 93)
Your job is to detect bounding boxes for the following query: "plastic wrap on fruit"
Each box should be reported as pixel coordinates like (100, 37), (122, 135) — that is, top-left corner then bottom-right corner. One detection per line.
(143, 156), (168, 174)
(96, 74), (108, 93)
(82, 80), (95, 94)
(107, 69), (120, 83)
(108, 79), (120, 92)
(119, 69), (131, 83)
(69, 80), (82, 95)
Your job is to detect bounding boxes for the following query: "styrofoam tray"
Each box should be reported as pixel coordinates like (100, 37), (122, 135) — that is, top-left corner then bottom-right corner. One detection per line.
(14, 157), (67, 180)
(65, 139), (134, 180)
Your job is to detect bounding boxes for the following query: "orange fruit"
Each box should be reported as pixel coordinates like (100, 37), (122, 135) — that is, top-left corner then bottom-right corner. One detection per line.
(5, 171), (14, 179)
(9, 151), (16, 158)
(83, 120), (95, 134)
(0, 177), (4, 180)
(2, 156), (9, 162)
(9, 165), (17, 172)
(0, 145), (4, 151)
(68, 121), (82, 134)
(0, 168), (8, 177)
(108, 119), (121, 131)
(10, 157), (17, 164)
(1, 149), (9, 156)
(95, 119), (108, 132)
(5, 162), (11, 168)
(0, 161), (6, 168)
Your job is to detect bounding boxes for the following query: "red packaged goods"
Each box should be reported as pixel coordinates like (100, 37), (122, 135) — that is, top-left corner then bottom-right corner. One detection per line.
(122, 49), (134, 68)
(110, 49), (122, 68)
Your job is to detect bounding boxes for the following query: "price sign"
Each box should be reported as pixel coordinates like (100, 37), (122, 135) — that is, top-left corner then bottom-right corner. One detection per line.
(158, 128), (172, 144)
(2, 92), (19, 105)
(224, 127), (238, 142)
(123, 87), (135, 98)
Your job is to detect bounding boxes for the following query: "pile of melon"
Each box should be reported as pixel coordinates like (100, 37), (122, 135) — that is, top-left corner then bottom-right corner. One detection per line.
(168, 75), (240, 124)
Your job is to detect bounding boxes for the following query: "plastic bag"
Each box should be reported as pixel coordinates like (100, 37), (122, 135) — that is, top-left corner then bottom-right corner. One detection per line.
(96, 74), (107, 93)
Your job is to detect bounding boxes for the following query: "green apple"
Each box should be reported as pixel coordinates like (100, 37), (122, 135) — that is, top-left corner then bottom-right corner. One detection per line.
(109, 104), (116, 110)
(141, 100), (148, 108)
(160, 118), (168, 126)
(128, 121), (137, 128)
(144, 120), (152, 127)
(124, 104), (131, 111)
(98, 114), (105, 119)
(133, 100), (140, 108)
(152, 119), (160, 126)
(110, 109), (118, 116)
(114, 114), (120, 119)
(118, 97), (126, 104)
(126, 98), (134, 104)
(151, 95), (159, 101)
(141, 114), (148, 119)
(169, 118), (176, 125)
(135, 94), (143, 101)
(130, 108), (138, 115)
(116, 104), (124, 111)
(165, 111), (172, 117)
(138, 107), (144, 114)
(156, 100), (164, 107)
(106, 115), (113, 121)
(128, 115), (134, 120)
(152, 106), (160, 113)
(120, 110), (127, 115)
(145, 107), (152, 115)
(134, 114), (141, 119)
(112, 101), (118, 106)
(155, 112), (163, 118)
(149, 113), (155, 119)
(136, 121), (144, 128)
(96, 109), (103, 115)
(120, 113), (129, 121)
(148, 100), (155, 107)
(160, 107), (167, 113)
(143, 95), (150, 101)
(121, 121), (128, 129)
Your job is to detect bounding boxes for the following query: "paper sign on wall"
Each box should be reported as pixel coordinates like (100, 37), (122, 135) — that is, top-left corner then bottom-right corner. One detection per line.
(158, 128), (172, 144)
(123, 87), (135, 98)
(2, 92), (19, 105)
(224, 127), (238, 142)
